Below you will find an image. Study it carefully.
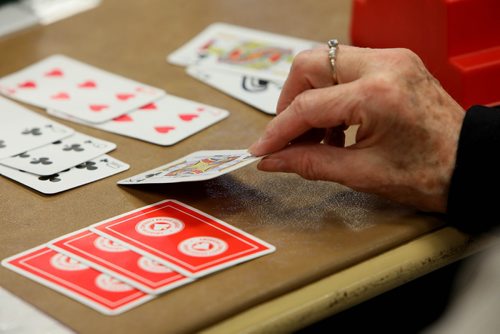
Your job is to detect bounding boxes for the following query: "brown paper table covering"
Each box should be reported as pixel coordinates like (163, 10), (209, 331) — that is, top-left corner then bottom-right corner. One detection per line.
(0, 1), (444, 332)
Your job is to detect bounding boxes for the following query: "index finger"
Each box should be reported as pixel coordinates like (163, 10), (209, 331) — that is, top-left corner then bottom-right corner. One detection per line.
(250, 80), (362, 156)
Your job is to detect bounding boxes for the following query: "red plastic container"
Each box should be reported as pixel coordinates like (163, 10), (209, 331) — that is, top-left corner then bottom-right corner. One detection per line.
(350, 0), (500, 108)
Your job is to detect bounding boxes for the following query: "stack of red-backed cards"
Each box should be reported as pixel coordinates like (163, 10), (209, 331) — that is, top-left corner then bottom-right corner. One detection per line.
(2, 200), (275, 315)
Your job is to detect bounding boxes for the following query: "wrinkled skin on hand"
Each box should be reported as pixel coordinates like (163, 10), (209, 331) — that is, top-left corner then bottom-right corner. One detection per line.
(249, 46), (465, 213)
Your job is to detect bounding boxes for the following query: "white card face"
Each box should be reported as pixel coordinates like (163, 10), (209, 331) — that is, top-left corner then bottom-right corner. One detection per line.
(47, 94), (229, 146)
(0, 132), (116, 175)
(0, 54), (166, 123)
(187, 66), (280, 115)
(0, 154), (129, 194)
(167, 22), (319, 82)
(117, 150), (260, 185)
(0, 97), (74, 159)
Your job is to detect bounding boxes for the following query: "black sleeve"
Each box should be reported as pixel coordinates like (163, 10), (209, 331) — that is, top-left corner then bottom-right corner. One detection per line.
(447, 105), (500, 234)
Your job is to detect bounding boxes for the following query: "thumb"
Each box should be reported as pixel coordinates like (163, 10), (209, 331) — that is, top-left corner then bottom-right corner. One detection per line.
(256, 143), (369, 187)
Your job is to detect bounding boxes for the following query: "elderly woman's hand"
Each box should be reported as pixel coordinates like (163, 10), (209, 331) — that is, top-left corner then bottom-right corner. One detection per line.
(249, 45), (465, 212)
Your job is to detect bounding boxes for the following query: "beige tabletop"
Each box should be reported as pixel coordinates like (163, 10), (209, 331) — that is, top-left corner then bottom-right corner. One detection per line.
(0, 1), (491, 333)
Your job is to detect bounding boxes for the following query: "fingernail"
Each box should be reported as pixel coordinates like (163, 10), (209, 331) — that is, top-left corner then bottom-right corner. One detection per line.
(248, 138), (263, 156)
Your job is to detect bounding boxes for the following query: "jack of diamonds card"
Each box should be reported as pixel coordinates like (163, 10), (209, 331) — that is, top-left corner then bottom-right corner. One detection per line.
(117, 150), (260, 184)
(90, 200), (275, 278)
(1, 246), (153, 315)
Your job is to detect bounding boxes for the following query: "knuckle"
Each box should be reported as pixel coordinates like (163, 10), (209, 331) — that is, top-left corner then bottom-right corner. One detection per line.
(362, 75), (405, 107)
(370, 48), (422, 76)
(290, 50), (312, 74)
(290, 92), (311, 120)
(394, 47), (418, 60)
(290, 49), (325, 77)
(362, 75), (393, 95)
(296, 155), (321, 180)
(390, 48), (425, 74)
(390, 48), (420, 65)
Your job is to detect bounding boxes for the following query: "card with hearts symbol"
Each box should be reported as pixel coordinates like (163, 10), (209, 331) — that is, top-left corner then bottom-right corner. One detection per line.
(1, 245), (153, 315)
(117, 150), (260, 185)
(89, 199), (276, 277)
(0, 54), (166, 123)
(0, 132), (116, 175)
(47, 94), (229, 146)
(0, 96), (74, 160)
(0, 154), (129, 194)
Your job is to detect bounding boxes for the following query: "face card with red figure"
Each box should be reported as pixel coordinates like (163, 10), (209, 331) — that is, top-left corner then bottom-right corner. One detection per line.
(167, 22), (318, 82)
(117, 150), (260, 184)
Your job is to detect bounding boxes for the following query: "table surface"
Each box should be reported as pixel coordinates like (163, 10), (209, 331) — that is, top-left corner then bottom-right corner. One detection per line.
(0, 1), (458, 333)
